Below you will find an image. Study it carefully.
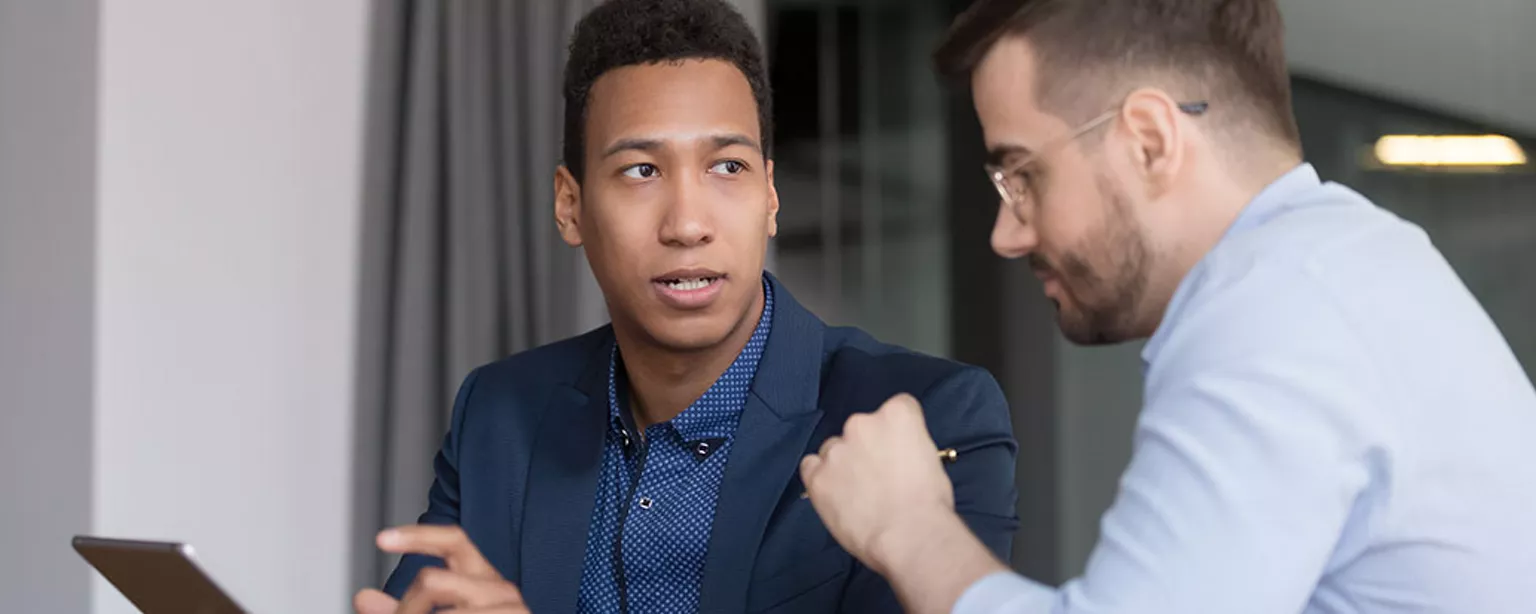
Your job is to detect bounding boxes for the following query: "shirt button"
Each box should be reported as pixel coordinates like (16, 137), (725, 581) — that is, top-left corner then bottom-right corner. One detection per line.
(620, 430), (632, 447)
(695, 441), (711, 458)
(638, 497), (653, 510)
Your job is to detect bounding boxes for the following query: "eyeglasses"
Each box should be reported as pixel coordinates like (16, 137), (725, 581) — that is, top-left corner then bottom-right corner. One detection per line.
(984, 101), (1209, 224)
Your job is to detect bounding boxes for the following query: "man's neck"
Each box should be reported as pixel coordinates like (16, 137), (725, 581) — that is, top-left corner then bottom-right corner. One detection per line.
(1139, 156), (1303, 337)
(1182, 156), (1303, 265)
(614, 286), (766, 431)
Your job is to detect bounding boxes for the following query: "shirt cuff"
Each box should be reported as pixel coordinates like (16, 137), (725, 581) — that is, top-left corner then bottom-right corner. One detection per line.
(952, 571), (1058, 614)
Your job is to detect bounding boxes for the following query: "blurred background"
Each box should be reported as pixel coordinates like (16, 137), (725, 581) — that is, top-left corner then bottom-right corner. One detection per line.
(2, 0), (1531, 611)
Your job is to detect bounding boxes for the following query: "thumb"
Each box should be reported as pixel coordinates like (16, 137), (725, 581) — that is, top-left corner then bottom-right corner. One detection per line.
(353, 588), (397, 614)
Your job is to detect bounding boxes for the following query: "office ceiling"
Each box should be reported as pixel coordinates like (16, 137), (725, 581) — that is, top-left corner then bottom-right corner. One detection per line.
(1281, 0), (1536, 136)
(756, 0), (1534, 136)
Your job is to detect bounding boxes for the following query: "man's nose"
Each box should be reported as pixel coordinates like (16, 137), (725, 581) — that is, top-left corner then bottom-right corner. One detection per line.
(659, 175), (715, 247)
(990, 202), (1036, 259)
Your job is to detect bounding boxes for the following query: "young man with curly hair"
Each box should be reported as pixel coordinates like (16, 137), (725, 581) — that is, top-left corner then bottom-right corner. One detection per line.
(352, 1), (1020, 613)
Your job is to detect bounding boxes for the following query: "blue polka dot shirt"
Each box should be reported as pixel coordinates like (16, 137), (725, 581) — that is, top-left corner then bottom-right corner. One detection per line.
(576, 277), (774, 614)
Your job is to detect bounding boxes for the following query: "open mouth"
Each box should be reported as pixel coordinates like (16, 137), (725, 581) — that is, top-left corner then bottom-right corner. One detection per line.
(656, 276), (722, 291)
(651, 269), (727, 309)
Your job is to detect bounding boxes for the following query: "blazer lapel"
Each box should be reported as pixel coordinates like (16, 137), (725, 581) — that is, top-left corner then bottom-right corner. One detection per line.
(697, 275), (827, 612)
(517, 334), (612, 614)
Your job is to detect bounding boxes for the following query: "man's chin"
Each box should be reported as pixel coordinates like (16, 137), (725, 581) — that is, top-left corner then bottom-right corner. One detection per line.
(1055, 308), (1114, 347)
(1057, 316), (1131, 347)
(626, 288), (761, 353)
(650, 331), (732, 353)
(638, 313), (737, 352)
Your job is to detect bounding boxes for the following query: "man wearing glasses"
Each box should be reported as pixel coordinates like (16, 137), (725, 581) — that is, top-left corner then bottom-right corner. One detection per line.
(800, 0), (1536, 613)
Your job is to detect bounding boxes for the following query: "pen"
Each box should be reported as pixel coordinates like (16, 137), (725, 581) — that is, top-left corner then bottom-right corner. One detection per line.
(801, 448), (959, 499)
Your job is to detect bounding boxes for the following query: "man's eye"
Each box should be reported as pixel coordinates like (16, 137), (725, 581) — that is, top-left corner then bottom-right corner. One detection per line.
(709, 160), (746, 175)
(622, 164), (659, 179)
(1010, 167), (1035, 192)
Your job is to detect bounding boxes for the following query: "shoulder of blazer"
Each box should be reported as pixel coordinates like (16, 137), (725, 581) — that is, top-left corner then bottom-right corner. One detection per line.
(817, 325), (995, 420)
(454, 324), (614, 427)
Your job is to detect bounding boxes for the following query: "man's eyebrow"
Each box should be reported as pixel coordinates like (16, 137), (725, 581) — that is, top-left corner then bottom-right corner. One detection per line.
(987, 144), (1033, 167)
(710, 133), (761, 153)
(601, 133), (762, 159)
(602, 138), (663, 159)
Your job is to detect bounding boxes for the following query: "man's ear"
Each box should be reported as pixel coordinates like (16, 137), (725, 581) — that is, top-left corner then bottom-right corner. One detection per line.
(554, 165), (584, 246)
(765, 159), (780, 238)
(1120, 88), (1186, 198)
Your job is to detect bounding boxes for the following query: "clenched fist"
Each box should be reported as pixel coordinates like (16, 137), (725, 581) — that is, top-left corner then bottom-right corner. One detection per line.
(798, 393), (956, 574)
(798, 393), (1007, 614)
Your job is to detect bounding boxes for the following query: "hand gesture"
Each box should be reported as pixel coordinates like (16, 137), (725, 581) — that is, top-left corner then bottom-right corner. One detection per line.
(353, 525), (530, 614)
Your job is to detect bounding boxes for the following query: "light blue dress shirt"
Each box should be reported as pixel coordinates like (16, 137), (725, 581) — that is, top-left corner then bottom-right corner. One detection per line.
(956, 164), (1536, 613)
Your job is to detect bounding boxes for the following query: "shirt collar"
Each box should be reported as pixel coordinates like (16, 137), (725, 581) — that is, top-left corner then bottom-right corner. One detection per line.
(608, 275), (775, 443)
(1219, 163), (1322, 239)
(1141, 163), (1321, 367)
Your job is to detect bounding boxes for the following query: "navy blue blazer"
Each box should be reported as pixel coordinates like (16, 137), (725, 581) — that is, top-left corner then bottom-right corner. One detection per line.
(383, 276), (1019, 613)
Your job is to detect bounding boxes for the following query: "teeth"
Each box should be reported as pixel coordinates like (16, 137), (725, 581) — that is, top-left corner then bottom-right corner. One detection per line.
(664, 277), (713, 291)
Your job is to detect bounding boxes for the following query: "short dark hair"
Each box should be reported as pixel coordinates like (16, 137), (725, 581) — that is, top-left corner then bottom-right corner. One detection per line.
(934, 0), (1300, 150)
(562, 0), (772, 182)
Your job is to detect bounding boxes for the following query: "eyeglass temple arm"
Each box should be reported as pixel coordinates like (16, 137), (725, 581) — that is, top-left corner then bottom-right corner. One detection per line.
(1179, 101), (1210, 115)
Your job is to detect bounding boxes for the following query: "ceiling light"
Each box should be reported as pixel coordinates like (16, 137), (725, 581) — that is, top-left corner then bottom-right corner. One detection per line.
(1374, 135), (1527, 167)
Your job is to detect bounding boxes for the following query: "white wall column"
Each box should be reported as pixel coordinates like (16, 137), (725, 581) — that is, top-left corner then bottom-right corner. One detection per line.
(89, 1), (369, 612)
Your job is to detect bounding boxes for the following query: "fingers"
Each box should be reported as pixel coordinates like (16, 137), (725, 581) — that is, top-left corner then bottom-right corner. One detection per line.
(396, 567), (525, 614)
(879, 393), (938, 444)
(879, 392), (923, 419)
(378, 525), (498, 578)
(816, 434), (843, 458)
(352, 588), (397, 614)
(440, 606), (533, 614)
(799, 453), (823, 483)
(367, 525), (523, 614)
(802, 394), (935, 501)
(841, 412), (873, 441)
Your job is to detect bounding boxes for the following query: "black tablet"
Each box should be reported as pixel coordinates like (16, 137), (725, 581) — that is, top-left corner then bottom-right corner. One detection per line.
(72, 535), (248, 614)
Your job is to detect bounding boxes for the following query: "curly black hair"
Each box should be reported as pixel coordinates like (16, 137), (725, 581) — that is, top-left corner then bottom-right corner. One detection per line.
(562, 0), (772, 182)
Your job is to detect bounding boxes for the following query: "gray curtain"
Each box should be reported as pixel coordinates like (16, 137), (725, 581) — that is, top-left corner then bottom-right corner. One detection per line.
(351, 0), (605, 589)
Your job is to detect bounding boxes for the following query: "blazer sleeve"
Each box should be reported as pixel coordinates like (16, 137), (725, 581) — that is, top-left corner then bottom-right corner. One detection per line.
(380, 367), (483, 597)
(839, 366), (1021, 612)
